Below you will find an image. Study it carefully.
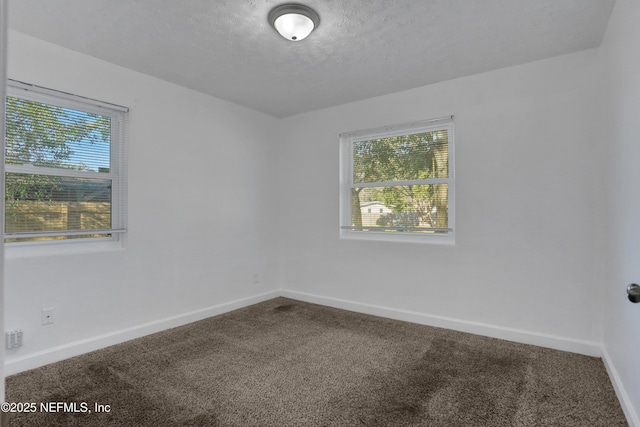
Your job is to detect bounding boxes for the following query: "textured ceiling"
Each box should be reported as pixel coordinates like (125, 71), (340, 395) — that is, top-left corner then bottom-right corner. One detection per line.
(8, 0), (615, 118)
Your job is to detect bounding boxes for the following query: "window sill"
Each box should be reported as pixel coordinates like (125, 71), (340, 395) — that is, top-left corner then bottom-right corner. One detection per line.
(5, 236), (126, 259)
(339, 230), (455, 245)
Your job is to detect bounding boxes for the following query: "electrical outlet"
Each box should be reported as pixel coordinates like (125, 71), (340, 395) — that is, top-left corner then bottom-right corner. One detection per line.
(252, 273), (260, 284)
(6, 330), (23, 349)
(42, 307), (55, 325)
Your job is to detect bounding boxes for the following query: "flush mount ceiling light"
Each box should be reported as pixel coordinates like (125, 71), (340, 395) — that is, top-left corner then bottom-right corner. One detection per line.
(268, 4), (319, 41)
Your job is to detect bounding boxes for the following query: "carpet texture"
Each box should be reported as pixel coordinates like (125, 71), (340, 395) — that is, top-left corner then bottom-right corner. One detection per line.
(5, 297), (627, 426)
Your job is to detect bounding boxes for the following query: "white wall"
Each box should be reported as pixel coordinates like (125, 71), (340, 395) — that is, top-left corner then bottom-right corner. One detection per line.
(4, 31), (280, 373)
(278, 49), (604, 353)
(600, 0), (640, 424)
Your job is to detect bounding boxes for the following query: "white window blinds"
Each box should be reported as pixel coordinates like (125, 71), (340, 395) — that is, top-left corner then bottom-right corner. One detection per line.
(4, 80), (128, 243)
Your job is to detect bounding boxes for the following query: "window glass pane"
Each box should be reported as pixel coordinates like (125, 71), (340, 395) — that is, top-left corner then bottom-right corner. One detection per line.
(350, 184), (448, 232)
(353, 130), (448, 183)
(5, 96), (111, 172)
(5, 173), (112, 242)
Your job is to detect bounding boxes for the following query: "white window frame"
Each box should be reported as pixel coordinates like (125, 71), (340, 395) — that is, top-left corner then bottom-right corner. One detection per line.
(4, 80), (128, 245)
(339, 116), (455, 244)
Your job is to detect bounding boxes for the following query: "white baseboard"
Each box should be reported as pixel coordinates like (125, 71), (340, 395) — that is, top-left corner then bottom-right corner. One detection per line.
(4, 288), (603, 372)
(4, 290), (280, 376)
(602, 346), (640, 427)
(280, 289), (603, 357)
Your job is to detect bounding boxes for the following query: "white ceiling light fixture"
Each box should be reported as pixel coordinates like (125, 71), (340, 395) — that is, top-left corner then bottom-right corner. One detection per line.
(268, 4), (320, 41)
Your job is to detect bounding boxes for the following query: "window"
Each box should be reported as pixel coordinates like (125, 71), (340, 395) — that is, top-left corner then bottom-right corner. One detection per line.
(340, 117), (454, 243)
(4, 81), (128, 244)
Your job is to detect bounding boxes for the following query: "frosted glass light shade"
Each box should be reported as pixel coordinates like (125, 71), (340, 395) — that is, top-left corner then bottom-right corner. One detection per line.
(274, 13), (314, 41)
(269, 4), (319, 41)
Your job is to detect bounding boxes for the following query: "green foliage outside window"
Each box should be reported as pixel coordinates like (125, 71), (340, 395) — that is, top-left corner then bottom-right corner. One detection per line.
(5, 95), (113, 241)
(351, 130), (449, 232)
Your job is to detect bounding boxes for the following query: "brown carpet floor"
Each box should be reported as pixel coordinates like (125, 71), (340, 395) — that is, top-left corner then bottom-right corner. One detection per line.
(5, 297), (627, 426)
